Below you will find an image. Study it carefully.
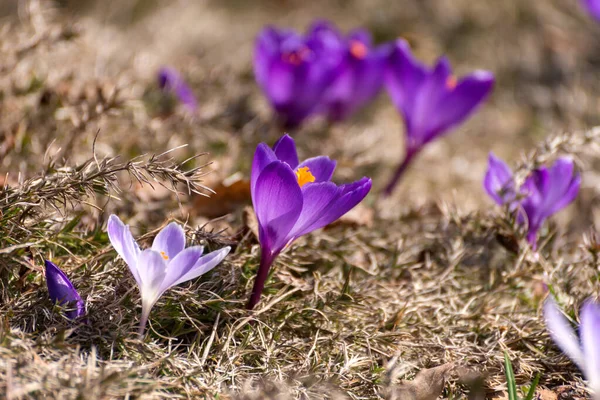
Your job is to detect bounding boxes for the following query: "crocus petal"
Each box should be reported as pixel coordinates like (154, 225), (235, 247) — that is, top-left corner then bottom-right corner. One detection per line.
(254, 27), (290, 88)
(157, 67), (198, 112)
(384, 39), (428, 121)
(581, 299), (600, 389)
(544, 158), (581, 216)
(251, 143), (278, 201)
(306, 19), (343, 51)
(348, 29), (371, 46)
(45, 260), (86, 320)
(288, 181), (341, 238)
(583, 0), (600, 21)
(253, 161), (303, 254)
(324, 45), (387, 121)
(296, 177), (371, 236)
(409, 57), (453, 143)
(137, 249), (168, 307)
(158, 246), (205, 295)
(273, 134), (299, 168)
(483, 152), (516, 206)
(297, 156), (337, 182)
(424, 70), (494, 143)
(266, 57), (298, 106)
(168, 246), (231, 288)
(107, 214), (142, 286)
(543, 297), (586, 371)
(152, 222), (186, 259)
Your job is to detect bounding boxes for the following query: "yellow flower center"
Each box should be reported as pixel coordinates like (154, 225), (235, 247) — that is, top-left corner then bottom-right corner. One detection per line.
(349, 41), (368, 59)
(160, 251), (169, 260)
(295, 166), (315, 187)
(446, 75), (458, 90)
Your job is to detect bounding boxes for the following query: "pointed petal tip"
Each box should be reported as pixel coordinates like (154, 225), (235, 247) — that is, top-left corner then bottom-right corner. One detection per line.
(45, 260), (86, 320)
(471, 70), (495, 84)
(543, 296), (586, 371)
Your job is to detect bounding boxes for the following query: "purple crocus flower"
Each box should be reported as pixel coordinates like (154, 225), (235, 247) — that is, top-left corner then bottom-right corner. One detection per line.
(107, 215), (231, 336)
(254, 22), (344, 128)
(544, 296), (600, 398)
(484, 154), (581, 249)
(45, 260), (86, 320)
(157, 66), (198, 113)
(483, 152), (518, 207)
(582, 0), (600, 21)
(383, 39), (494, 195)
(318, 25), (389, 122)
(248, 134), (372, 309)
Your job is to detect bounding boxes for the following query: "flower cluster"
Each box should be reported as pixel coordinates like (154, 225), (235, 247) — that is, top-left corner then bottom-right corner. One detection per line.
(484, 154), (580, 249)
(254, 21), (494, 194)
(254, 20), (389, 128)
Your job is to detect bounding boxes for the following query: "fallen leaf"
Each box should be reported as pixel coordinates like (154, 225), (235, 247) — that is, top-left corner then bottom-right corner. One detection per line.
(193, 174), (251, 218)
(386, 363), (455, 400)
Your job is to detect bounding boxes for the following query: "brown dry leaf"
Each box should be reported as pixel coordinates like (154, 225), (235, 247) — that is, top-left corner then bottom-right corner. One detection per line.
(193, 174), (251, 218)
(387, 363), (455, 400)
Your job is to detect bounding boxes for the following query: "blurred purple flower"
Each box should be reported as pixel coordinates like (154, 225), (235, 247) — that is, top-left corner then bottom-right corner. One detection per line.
(383, 39), (494, 195)
(484, 154), (580, 249)
(253, 22), (345, 128)
(483, 152), (518, 207)
(45, 260), (86, 320)
(107, 215), (230, 336)
(319, 26), (390, 121)
(158, 67), (198, 112)
(582, 0), (600, 21)
(544, 296), (600, 397)
(248, 134), (372, 309)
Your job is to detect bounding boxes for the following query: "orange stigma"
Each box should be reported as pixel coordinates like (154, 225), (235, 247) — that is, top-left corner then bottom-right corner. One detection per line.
(160, 251), (169, 260)
(446, 75), (458, 90)
(283, 47), (311, 65)
(295, 167), (315, 187)
(349, 41), (368, 59)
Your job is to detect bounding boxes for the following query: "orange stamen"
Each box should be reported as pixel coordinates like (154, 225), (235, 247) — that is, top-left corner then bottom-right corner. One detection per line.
(349, 41), (368, 59)
(446, 75), (458, 90)
(295, 167), (315, 188)
(160, 251), (169, 260)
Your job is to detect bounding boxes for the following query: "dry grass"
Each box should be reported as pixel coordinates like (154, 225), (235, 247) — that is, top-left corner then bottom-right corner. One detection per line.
(1, 0), (600, 399)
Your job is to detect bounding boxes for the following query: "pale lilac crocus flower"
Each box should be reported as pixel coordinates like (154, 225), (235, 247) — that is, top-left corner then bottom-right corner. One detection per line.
(544, 296), (600, 399)
(107, 215), (230, 336)
(45, 260), (86, 320)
